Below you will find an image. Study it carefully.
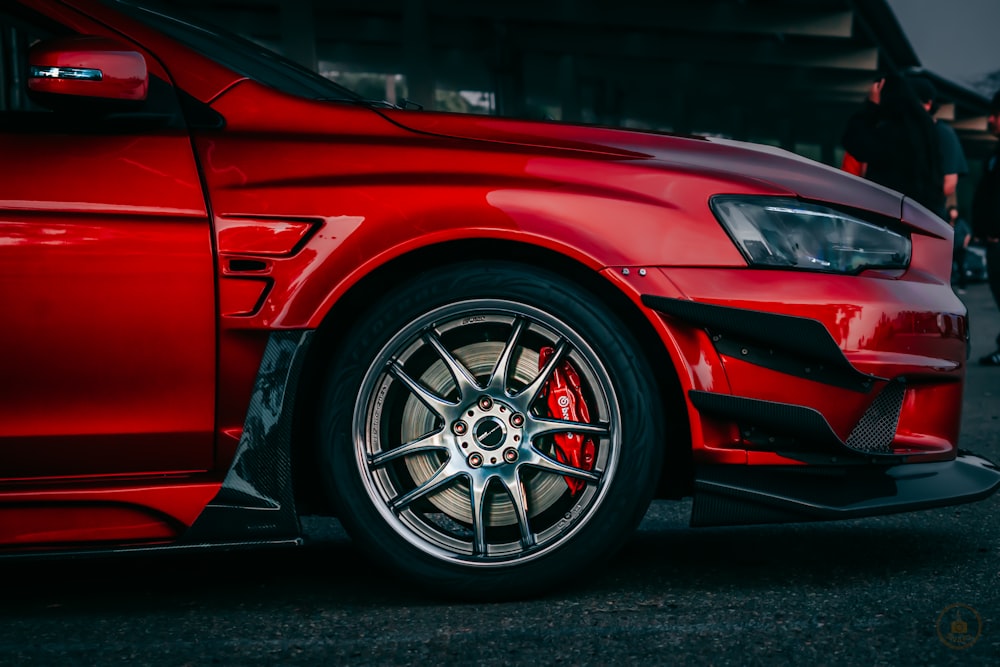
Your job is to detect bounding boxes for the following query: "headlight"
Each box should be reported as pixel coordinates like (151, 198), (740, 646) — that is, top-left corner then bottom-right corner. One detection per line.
(710, 196), (911, 274)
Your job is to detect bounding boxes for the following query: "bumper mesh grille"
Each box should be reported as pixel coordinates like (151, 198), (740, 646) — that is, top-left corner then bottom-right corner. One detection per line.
(845, 381), (906, 453)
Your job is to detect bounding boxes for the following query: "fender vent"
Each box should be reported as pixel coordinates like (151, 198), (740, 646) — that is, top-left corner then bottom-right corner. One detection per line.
(845, 381), (906, 453)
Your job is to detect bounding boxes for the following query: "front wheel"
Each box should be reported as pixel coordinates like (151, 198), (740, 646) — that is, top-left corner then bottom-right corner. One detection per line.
(319, 262), (663, 598)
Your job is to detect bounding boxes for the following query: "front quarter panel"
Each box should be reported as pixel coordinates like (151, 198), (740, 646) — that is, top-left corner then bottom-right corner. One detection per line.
(196, 83), (779, 331)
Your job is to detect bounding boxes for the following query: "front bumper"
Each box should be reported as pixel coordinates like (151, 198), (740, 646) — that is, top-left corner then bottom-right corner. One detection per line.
(632, 268), (968, 464)
(691, 453), (1000, 527)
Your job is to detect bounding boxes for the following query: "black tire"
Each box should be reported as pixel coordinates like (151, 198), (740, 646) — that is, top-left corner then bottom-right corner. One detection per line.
(319, 261), (663, 599)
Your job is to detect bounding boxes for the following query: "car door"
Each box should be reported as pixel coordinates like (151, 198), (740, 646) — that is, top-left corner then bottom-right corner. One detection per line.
(0, 5), (216, 480)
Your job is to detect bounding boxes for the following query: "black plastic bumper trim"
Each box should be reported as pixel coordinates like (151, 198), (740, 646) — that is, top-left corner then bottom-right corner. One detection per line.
(690, 453), (1000, 527)
(641, 295), (879, 392)
(0, 538), (304, 561)
(690, 390), (845, 453)
(688, 390), (903, 459)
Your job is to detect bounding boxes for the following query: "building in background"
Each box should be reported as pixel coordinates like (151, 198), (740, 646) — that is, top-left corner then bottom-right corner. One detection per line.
(170, 0), (997, 208)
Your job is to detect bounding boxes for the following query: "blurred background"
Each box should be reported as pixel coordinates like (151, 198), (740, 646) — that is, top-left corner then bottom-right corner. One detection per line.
(166, 0), (1000, 214)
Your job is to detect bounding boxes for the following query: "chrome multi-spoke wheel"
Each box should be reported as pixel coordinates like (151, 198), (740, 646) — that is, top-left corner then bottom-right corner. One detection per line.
(321, 263), (662, 597)
(359, 302), (617, 562)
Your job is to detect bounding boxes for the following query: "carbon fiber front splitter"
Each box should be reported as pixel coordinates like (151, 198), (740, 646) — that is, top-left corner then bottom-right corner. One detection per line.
(691, 453), (1000, 527)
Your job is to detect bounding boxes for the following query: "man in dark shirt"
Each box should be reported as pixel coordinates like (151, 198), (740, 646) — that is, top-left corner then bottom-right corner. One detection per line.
(841, 74), (944, 218)
(972, 91), (1000, 365)
(908, 77), (969, 206)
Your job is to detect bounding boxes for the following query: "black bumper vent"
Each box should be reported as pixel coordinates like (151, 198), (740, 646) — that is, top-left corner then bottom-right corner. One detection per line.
(845, 381), (906, 454)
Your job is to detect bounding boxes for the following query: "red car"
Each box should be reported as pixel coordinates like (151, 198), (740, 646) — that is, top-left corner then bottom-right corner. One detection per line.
(3, 0), (998, 597)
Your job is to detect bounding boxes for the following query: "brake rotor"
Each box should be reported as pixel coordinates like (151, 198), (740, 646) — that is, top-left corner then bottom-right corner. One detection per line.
(401, 341), (568, 526)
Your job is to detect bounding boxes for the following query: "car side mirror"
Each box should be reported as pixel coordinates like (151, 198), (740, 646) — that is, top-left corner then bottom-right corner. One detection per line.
(27, 36), (148, 107)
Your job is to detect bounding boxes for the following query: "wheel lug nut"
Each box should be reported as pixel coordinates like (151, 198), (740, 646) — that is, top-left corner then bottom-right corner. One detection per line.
(478, 396), (493, 411)
(510, 413), (525, 428)
(453, 420), (468, 435)
(503, 448), (518, 463)
(468, 453), (483, 468)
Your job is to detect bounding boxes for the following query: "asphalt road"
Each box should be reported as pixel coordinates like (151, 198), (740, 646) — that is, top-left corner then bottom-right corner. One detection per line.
(2, 284), (999, 666)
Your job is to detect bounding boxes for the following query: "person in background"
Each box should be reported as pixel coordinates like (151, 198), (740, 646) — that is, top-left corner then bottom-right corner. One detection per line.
(841, 73), (944, 218)
(907, 76), (968, 208)
(841, 150), (866, 177)
(948, 205), (971, 294)
(972, 91), (1000, 365)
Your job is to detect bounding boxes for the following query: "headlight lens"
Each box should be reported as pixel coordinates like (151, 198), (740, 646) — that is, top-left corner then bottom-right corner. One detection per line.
(710, 196), (910, 274)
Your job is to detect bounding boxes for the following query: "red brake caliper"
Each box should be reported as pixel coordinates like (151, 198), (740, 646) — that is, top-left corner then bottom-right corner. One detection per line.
(538, 347), (596, 495)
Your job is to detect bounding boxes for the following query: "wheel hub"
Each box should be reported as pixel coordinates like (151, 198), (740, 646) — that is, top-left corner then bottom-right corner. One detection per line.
(473, 416), (505, 449)
(455, 397), (523, 468)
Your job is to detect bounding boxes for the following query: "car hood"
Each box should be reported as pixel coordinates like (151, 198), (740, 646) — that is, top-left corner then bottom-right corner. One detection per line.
(381, 111), (944, 237)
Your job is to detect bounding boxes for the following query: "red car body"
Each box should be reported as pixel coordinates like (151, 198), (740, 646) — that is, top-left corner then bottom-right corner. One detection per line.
(1, 0), (996, 595)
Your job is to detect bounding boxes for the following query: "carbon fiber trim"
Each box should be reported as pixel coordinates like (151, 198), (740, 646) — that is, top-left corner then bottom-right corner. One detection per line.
(184, 330), (314, 542)
(641, 295), (879, 392)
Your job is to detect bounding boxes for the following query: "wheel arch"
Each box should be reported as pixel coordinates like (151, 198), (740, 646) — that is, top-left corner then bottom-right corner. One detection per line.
(290, 239), (692, 514)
